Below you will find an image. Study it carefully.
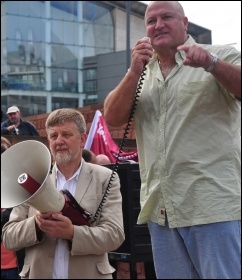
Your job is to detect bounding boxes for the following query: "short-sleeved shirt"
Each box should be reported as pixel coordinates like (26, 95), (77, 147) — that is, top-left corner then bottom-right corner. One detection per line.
(134, 35), (241, 228)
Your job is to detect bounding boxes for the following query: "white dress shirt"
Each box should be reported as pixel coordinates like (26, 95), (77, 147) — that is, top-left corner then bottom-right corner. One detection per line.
(52, 161), (82, 279)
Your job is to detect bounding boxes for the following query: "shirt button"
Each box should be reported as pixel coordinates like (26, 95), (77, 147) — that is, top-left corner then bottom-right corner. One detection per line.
(160, 210), (164, 215)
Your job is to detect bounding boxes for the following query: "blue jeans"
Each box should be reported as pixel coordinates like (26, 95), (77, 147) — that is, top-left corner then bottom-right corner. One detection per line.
(148, 220), (241, 279)
(1, 268), (20, 279)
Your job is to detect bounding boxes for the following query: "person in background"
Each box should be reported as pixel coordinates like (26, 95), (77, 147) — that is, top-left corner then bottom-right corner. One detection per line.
(1, 137), (25, 279)
(1, 106), (39, 136)
(2, 108), (124, 279)
(1, 136), (11, 153)
(96, 154), (112, 165)
(104, 1), (240, 279)
(82, 148), (97, 164)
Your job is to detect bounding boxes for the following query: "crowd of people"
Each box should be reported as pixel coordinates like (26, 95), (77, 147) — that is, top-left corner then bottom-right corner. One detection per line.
(82, 149), (112, 165)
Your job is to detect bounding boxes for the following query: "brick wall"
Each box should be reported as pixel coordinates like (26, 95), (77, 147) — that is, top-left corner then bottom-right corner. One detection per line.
(24, 104), (137, 152)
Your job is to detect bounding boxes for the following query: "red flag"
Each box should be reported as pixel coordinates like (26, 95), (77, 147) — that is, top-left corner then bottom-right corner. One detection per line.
(84, 110), (138, 163)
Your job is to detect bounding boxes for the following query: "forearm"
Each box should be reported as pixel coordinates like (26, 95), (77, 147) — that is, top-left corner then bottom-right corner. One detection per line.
(211, 60), (241, 100)
(2, 205), (41, 250)
(104, 69), (141, 127)
(177, 44), (241, 100)
(2, 216), (40, 251)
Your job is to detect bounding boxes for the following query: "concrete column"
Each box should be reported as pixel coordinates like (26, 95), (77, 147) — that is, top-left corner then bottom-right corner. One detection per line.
(45, 1), (52, 113)
(77, 1), (85, 107)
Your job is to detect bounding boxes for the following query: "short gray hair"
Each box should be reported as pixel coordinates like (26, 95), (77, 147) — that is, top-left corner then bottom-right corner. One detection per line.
(45, 108), (86, 134)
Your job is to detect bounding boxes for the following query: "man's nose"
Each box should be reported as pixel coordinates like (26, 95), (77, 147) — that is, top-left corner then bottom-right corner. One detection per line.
(55, 135), (65, 143)
(155, 18), (165, 29)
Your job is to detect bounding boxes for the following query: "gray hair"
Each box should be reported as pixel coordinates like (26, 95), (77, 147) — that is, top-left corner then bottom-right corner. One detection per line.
(45, 108), (86, 134)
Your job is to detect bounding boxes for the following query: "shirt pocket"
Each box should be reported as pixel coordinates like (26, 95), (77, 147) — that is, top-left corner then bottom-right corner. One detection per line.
(19, 264), (30, 279)
(177, 81), (208, 118)
(96, 261), (115, 275)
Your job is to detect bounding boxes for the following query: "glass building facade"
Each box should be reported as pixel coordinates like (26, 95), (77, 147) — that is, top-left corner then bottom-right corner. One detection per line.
(1, 1), (211, 118)
(1, 1), (115, 116)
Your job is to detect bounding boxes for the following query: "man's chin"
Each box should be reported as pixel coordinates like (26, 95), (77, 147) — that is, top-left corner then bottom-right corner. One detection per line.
(153, 36), (171, 47)
(55, 154), (71, 164)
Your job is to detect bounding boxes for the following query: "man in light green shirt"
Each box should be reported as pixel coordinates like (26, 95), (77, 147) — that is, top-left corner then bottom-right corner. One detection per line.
(104, 1), (240, 279)
(135, 34), (241, 228)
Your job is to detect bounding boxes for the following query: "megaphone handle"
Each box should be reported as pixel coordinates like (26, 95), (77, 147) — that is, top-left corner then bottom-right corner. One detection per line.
(61, 190), (91, 227)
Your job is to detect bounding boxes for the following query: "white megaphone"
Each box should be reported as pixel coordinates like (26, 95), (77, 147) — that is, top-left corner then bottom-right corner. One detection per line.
(1, 140), (91, 226)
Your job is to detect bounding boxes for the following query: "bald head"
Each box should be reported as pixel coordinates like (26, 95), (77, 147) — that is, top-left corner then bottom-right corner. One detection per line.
(96, 154), (111, 165)
(145, 1), (185, 22)
(82, 149), (97, 163)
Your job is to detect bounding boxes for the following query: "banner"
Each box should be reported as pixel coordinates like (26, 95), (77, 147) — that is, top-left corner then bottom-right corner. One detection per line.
(84, 110), (138, 163)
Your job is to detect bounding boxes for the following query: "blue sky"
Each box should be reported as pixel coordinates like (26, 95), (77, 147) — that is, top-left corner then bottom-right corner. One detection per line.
(140, 1), (241, 51)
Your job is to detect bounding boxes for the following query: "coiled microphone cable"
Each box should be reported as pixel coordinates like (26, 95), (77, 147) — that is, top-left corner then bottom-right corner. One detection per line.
(91, 65), (147, 224)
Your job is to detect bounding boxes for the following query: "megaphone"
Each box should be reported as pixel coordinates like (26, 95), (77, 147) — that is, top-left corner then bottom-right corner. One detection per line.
(1, 140), (91, 226)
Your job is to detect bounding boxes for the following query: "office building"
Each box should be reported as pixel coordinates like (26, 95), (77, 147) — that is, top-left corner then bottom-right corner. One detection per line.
(1, 1), (211, 117)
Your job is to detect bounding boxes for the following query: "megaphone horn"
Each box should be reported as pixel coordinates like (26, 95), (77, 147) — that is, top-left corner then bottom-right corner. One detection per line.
(1, 140), (91, 226)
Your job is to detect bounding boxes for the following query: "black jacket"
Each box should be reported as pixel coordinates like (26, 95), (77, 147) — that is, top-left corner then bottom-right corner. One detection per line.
(1, 119), (39, 136)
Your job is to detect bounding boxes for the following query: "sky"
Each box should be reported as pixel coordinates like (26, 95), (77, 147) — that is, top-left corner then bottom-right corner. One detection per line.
(140, 1), (241, 51)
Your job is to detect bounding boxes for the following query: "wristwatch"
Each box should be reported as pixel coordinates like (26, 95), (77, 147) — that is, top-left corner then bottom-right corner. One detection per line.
(205, 53), (219, 72)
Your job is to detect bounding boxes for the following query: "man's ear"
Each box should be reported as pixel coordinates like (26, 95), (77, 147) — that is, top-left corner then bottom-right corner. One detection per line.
(81, 133), (87, 148)
(184, 17), (188, 32)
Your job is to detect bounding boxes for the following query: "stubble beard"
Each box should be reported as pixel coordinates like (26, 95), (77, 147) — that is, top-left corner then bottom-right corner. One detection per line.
(11, 118), (19, 124)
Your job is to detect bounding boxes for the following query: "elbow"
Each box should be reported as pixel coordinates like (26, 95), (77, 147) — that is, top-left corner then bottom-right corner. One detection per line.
(2, 237), (14, 251)
(104, 99), (127, 127)
(103, 111), (112, 126)
(235, 84), (241, 101)
(104, 112), (125, 128)
(231, 87), (241, 101)
(103, 107), (121, 128)
(234, 90), (241, 101)
(112, 228), (125, 251)
(104, 113), (117, 128)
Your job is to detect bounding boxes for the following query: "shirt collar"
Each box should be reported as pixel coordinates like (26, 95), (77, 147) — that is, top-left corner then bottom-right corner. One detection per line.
(54, 159), (83, 182)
